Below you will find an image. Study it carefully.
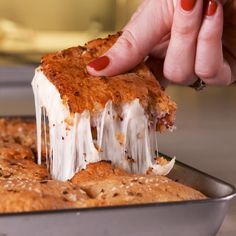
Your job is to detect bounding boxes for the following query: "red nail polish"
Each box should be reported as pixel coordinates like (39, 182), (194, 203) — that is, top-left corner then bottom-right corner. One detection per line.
(87, 56), (110, 71)
(205, 0), (217, 16)
(181, 0), (197, 11)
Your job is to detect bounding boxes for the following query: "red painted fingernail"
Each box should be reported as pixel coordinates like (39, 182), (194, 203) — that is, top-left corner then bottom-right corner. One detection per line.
(205, 0), (217, 16)
(87, 56), (110, 71)
(181, 0), (197, 11)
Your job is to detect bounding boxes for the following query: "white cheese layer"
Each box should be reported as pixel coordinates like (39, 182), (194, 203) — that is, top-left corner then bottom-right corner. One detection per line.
(32, 69), (175, 181)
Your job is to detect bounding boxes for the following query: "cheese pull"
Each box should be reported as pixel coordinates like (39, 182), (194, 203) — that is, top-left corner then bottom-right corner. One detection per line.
(32, 69), (175, 181)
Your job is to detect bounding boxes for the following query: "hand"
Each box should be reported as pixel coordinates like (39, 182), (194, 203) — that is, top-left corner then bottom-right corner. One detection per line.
(87, 0), (236, 86)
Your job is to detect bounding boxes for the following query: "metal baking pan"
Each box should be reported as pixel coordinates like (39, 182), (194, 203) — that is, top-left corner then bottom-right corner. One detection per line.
(0, 118), (235, 236)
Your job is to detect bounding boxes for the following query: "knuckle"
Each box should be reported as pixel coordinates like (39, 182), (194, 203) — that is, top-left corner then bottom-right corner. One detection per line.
(164, 66), (192, 84)
(117, 31), (143, 58)
(195, 68), (218, 80)
(196, 61), (232, 85)
(195, 59), (221, 80)
(197, 30), (220, 43)
(118, 32), (135, 49)
(172, 23), (196, 37)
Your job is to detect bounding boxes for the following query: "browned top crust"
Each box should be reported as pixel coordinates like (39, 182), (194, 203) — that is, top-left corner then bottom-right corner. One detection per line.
(71, 162), (206, 206)
(0, 118), (48, 161)
(0, 179), (89, 212)
(0, 142), (34, 161)
(80, 175), (206, 206)
(70, 161), (129, 185)
(41, 33), (176, 121)
(0, 118), (36, 150)
(0, 118), (207, 212)
(0, 158), (50, 181)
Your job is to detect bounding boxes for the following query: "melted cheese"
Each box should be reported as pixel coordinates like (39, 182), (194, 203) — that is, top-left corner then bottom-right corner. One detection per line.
(32, 68), (175, 181)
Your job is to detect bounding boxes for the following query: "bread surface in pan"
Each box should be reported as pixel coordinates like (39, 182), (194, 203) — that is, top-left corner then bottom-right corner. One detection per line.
(0, 179), (88, 212)
(0, 118), (206, 212)
(71, 161), (206, 206)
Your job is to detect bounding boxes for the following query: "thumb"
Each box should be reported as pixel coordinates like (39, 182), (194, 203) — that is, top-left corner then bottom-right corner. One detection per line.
(87, 0), (174, 76)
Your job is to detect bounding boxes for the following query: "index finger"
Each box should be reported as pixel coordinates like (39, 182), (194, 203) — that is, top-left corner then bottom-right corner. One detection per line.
(87, 0), (174, 76)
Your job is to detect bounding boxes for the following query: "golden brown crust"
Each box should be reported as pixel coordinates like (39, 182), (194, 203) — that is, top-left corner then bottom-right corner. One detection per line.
(0, 192), (73, 212)
(0, 118), (36, 148)
(0, 158), (50, 181)
(0, 142), (34, 161)
(41, 33), (176, 127)
(0, 118), (207, 212)
(0, 118), (48, 162)
(0, 118), (50, 181)
(70, 161), (129, 185)
(0, 179), (88, 212)
(71, 161), (206, 205)
(76, 175), (206, 207)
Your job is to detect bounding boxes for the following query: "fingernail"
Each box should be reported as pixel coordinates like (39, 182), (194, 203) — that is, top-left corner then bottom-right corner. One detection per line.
(87, 56), (110, 71)
(181, 0), (197, 11)
(205, 0), (217, 16)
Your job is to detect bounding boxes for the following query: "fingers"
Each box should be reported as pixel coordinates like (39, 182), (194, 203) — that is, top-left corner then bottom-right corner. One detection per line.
(87, 0), (174, 76)
(195, 0), (232, 85)
(164, 0), (203, 85)
(87, 0), (233, 87)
